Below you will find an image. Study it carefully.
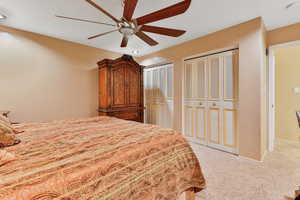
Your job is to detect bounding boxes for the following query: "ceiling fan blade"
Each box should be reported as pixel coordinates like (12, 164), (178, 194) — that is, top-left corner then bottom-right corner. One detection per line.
(123, 0), (138, 21)
(85, 0), (120, 23)
(88, 29), (119, 40)
(140, 25), (186, 37)
(136, 0), (191, 25)
(55, 15), (116, 27)
(135, 31), (158, 46)
(121, 36), (129, 48)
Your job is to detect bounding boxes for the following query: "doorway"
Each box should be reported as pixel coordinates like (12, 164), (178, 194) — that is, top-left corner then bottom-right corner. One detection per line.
(268, 41), (300, 151)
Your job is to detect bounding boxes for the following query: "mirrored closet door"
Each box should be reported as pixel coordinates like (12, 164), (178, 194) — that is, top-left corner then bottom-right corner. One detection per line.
(184, 50), (239, 154)
(144, 64), (174, 128)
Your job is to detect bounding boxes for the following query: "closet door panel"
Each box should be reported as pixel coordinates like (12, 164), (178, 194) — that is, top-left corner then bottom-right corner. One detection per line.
(152, 69), (160, 98)
(208, 107), (220, 144)
(167, 67), (173, 98)
(194, 59), (206, 99)
(195, 106), (206, 140)
(185, 62), (193, 99)
(224, 51), (238, 101)
(224, 108), (237, 148)
(184, 106), (194, 136)
(159, 68), (167, 98)
(145, 71), (153, 99)
(209, 57), (221, 100)
(144, 65), (173, 127)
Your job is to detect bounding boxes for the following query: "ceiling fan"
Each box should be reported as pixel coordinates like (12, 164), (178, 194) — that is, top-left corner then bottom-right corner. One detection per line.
(56, 0), (191, 48)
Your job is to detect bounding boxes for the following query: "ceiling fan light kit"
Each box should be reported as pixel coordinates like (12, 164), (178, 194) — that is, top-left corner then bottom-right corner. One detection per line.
(56, 0), (191, 48)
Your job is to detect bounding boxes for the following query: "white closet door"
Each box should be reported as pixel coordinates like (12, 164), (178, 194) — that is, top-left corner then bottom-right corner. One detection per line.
(183, 50), (239, 155)
(208, 106), (220, 144)
(195, 106), (206, 141)
(223, 108), (237, 148)
(184, 106), (193, 137)
(194, 58), (207, 99)
(185, 62), (193, 99)
(166, 67), (173, 98)
(159, 68), (167, 98)
(224, 51), (238, 101)
(144, 65), (173, 128)
(209, 56), (222, 100)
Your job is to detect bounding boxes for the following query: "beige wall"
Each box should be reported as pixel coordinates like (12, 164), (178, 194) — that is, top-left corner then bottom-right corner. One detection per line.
(267, 22), (300, 46)
(0, 26), (120, 122)
(137, 17), (267, 160)
(275, 45), (300, 141)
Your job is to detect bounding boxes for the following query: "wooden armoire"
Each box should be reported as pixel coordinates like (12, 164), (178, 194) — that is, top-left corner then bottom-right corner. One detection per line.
(98, 55), (144, 122)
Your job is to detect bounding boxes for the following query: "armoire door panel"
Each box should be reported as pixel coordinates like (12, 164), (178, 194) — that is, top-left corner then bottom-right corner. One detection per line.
(112, 66), (126, 106)
(99, 68), (108, 108)
(126, 67), (141, 105)
(224, 108), (237, 148)
(208, 107), (220, 144)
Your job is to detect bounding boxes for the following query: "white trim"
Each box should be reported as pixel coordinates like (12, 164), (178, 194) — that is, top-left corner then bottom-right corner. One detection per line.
(268, 50), (275, 152)
(267, 39), (300, 152)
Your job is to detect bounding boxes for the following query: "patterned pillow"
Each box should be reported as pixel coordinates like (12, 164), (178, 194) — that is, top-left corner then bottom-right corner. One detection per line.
(0, 150), (16, 166)
(0, 121), (20, 148)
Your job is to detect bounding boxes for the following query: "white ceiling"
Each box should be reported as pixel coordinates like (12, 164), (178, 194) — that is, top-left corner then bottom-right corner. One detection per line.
(0, 0), (300, 56)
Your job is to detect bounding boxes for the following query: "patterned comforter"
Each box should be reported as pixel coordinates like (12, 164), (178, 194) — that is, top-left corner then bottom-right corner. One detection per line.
(0, 117), (205, 200)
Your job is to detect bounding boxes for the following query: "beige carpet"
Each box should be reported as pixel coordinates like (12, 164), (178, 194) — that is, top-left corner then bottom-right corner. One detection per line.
(189, 140), (300, 200)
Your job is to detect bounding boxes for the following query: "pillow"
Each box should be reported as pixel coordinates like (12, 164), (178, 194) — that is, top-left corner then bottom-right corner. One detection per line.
(0, 115), (23, 134)
(0, 114), (11, 126)
(0, 121), (21, 147)
(0, 150), (16, 166)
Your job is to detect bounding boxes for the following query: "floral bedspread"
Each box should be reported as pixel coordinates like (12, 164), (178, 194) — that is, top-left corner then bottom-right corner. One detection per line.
(0, 117), (205, 200)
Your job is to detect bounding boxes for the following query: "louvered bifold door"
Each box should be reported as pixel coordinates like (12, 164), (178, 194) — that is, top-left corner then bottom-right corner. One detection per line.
(144, 65), (174, 128)
(208, 56), (222, 100)
(183, 50), (239, 155)
(194, 58), (207, 99)
(184, 61), (194, 137)
(224, 51), (238, 101)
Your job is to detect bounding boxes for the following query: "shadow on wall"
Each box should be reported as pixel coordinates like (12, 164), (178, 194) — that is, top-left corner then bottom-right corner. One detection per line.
(144, 89), (173, 129)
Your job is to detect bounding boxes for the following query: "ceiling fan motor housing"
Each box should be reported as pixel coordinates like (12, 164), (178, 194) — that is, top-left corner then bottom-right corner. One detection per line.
(118, 20), (137, 37)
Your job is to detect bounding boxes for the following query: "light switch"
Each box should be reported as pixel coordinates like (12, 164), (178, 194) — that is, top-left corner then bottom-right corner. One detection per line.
(293, 88), (300, 94)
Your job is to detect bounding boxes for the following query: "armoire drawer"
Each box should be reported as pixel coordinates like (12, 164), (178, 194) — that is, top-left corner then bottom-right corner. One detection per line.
(113, 112), (138, 120)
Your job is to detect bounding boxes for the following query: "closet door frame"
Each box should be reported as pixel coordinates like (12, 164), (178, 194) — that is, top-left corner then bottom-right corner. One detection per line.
(182, 47), (239, 155)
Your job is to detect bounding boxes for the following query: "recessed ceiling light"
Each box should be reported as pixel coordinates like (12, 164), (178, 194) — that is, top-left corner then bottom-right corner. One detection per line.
(0, 14), (7, 20)
(286, 1), (300, 9)
(132, 50), (139, 55)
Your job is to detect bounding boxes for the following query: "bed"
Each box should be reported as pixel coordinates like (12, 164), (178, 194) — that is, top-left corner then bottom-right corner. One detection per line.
(0, 116), (205, 200)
